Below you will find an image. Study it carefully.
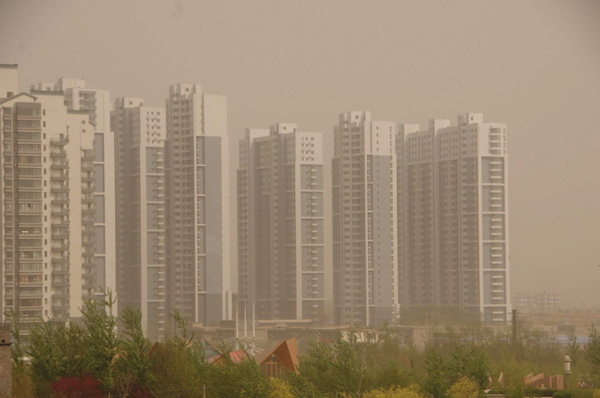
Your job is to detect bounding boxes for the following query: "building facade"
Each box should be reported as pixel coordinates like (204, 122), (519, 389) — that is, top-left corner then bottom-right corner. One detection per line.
(112, 97), (167, 340)
(165, 84), (231, 326)
(238, 124), (325, 321)
(514, 292), (559, 313)
(0, 65), (98, 323)
(30, 77), (117, 306)
(332, 111), (398, 327)
(397, 113), (511, 322)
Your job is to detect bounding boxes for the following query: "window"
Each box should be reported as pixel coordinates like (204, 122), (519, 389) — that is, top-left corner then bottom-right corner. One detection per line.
(260, 354), (285, 377)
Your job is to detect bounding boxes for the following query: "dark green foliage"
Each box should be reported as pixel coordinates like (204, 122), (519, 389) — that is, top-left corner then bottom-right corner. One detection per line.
(28, 318), (86, 384)
(79, 291), (119, 391)
(585, 326), (600, 384)
(524, 387), (558, 397)
(423, 341), (491, 398)
(506, 383), (526, 398)
(553, 390), (595, 398)
(113, 306), (153, 396)
(291, 329), (422, 398)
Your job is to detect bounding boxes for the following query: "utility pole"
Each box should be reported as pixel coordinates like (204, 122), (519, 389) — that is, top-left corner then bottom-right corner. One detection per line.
(252, 300), (256, 353)
(512, 309), (519, 360)
(203, 384), (206, 398)
(235, 298), (239, 351)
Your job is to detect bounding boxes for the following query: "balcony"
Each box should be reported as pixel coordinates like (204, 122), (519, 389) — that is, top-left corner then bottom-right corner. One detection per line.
(51, 174), (68, 181)
(52, 270), (69, 276)
(50, 137), (68, 146)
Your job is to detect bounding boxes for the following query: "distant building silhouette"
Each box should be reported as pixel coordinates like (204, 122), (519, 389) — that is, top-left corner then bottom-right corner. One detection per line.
(0, 65), (114, 324)
(332, 111), (399, 327)
(238, 124), (326, 321)
(112, 97), (167, 341)
(397, 113), (511, 322)
(165, 84), (232, 326)
(515, 291), (559, 313)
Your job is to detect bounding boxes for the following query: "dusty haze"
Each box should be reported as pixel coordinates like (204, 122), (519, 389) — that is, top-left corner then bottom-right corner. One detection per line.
(1, 0), (599, 308)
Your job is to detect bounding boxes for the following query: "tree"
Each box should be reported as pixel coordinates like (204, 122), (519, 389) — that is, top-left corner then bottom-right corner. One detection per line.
(586, 326), (600, 384)
(296, 338), (363, 397)
(148, 340), (205, 398)
(80, 289), (119, 391)
(27, 317), (86, 387)
(267, 378), (295, 398)
(113, 306), (153, 397)
(447, 377), (479, 398)
(566, 330), (583, 367)
(423, 342), (490, 398)
(5, 310), (34, 398)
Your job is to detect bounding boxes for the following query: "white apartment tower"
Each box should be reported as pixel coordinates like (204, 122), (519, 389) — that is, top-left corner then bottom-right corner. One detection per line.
(30, 77), (117, 306)
(238, 124), (326, 321)
(397, 113), (511, 322)
(332, 111), (398, 327)
(0, 64), (98, 323)
(165, 84), (231, 326)
(112, 97), (167, 341)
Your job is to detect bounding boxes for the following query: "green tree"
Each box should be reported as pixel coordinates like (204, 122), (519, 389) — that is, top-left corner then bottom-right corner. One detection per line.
(27, 318), (86, 385)
(148, 340), (205, 398)
(267, 378), (295, 398)
(566, 330), (583, 367)
(4, 310), (34, 398)
(113, 306), (153, 397)
(80, 289), (119, 391)
(423, 342), (490, 398)
(447, 377), (479, 398)
(587, 326), (600, 382)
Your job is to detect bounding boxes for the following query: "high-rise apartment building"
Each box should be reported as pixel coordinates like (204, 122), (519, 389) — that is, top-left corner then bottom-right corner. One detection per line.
(165, 84), (231, 326)
(238, 123), (325, 321)
(31, 77), (117, 306)
(0, 64), (98, 323)
(112, 97), (167, 340)
(332, 111), (398, 327)
(397, 113), (511, 322)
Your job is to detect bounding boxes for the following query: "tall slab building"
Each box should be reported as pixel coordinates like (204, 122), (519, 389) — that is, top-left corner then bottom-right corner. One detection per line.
(332, 111), (398, 327)
(238, 123), (325, 321)
(112, 97), (167, 341)
(0, 65), (100, 323)
(165, 84), (231, 326)
(30, 77), (117, 307)
(397, 113), (511, 322)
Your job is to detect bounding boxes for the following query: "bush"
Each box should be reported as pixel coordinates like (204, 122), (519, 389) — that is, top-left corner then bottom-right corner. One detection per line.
(553, 390), (595, 398)
(448, 377), (480, 398)
(525, 388), (558, 397)
(363, 385), (426, 398)
(51, 373), (102, 398)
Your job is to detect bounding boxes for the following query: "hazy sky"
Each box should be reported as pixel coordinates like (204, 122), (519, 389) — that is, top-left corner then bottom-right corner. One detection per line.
(1, 0), (599, 307)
